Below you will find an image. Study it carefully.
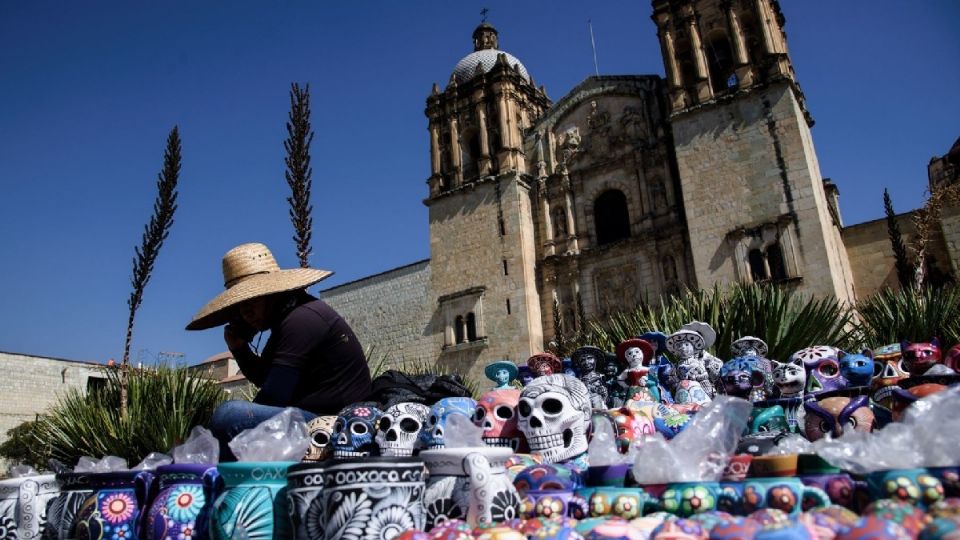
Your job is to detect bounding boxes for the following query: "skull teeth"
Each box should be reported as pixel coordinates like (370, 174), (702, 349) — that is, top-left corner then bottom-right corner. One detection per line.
(528, 433), (564, 451)
(334, 450), (370, 458)
(381, 448), (414, 457)
(483, 437), (519, 450)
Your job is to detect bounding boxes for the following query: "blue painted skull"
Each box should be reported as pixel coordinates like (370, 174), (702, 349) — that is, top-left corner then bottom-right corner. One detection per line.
(332, 404), (383, 458)
(720, 356), (772, 402)
(421, 397), (477, 449)
(804, 355), (848, 396)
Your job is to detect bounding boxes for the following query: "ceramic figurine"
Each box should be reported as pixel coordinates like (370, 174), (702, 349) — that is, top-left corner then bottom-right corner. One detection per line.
(872, 343), (909, 410)
(669, 330), (717, 397)
(303, 415), (336, 461)
(332, 404), (383, 458)
(674, 379), (710, 406)
(421, 397), (477, 450)
(889, 374), (960, 421)
(528, 353), (563, 378)
(679, 321), (723, 383)
(839, 349), (876, 387)
(749, 405), (790, 434)
(946, 344), (960, 372)
(720, 355), (773, 402)
(518, 365), (535, 386)
(731, 336), (768, 358)
(804, 354), (848, 396)
(678, 356), (717, 398)
(474, 388), (528, 452)
(653, 355), (680, 400)
(570, 346), (609, 409)
(376, 402), (431, 457)
(600, 354), (627, 408)
(803, 393), (875, 441)
(902, 338), (956, 375)
(772, 358), (806, 399)
(486, 360), (519, 390)
(608, 406), (656, 453)
(420, 446), (521, 528)
(754, 396), (804, 433)
(615, 338), (655, 385)
(517, 374), (592, 464)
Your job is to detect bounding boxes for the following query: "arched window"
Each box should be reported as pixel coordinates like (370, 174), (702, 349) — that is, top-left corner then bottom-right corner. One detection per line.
(466, 313), (477, 341)
(706, 33), (736, 93)
(552, 207), (567, 238)
(454, 315), (465, 344)
(594, 190), (631, 246)
(767, 243), (787, 281)
(749, 249), (768, 282)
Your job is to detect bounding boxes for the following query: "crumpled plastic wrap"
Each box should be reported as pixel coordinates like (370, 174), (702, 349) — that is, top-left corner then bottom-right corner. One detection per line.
(812, 385), (960, 474)
(228, 407), (310, 462)
(172, 426), (219, 464)
(8, 465), (38, 478)
(132, 452), (173, 471)
(631, 396), (752, 484)
(74, 455), (129, 473)
(588, 417), (625, 466)
(445, 414), (485, 448)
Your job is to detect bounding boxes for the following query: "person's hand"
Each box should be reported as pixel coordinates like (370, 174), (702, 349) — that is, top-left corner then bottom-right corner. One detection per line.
(224, 321), (255, 351)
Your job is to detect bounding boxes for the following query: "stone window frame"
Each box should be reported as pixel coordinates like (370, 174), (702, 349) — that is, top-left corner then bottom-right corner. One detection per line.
(439, 287), (487, 350)
(728, 216), (802, 285)
(583, 178), (639, 248)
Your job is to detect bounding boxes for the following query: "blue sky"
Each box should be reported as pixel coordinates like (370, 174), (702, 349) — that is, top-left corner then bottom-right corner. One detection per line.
(1, 2), (958, 366)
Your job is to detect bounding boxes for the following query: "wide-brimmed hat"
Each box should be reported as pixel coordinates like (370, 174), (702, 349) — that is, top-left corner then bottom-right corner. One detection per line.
(527, 353), (562, 375)
(186, 243), (332, 330)
(484, 360), (519, 382)
(666, 330), (705, 355)
(732, 336), (769, 357)
(615, 339), (654, 365)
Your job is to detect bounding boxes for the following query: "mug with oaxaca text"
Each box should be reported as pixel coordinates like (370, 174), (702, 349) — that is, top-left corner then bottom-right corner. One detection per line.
(210, 461), (296, 540)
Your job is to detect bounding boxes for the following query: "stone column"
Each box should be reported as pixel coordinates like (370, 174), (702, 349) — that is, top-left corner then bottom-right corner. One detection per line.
(682, 6), (713, 102)
(475, 102), (491, 176)
(540, 179), (555, 256)
(562, 173), (579, 252)
(656, 13), (689, 111)
(753, 0), (776, 55)
(724, 2), (754, 87)
(429, 122), (441, 176)
(449, 116), (462, 187)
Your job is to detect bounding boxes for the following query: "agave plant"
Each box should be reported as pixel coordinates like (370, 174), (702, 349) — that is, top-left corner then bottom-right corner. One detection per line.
(35, 366), (226, 467)
(577, 283), (856, 361)
(854, 285), (960, 348)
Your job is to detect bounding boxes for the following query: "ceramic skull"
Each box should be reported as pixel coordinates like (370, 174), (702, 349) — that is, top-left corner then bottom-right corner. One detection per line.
(332, 404), (383, 458)
(720, 356), (772, 401)
(375, 402), (430, 457)
(871, 343), (909, 409)
(803, 395), (874, 441)
(772, 358), (806, 398)
(303, 415), (337, 462)
(804, 355), (848, 396)
(474, 389), (528, 452)
(517, 374), (591, 463)
(901, 339), (944, 376)
(420, 397), (477, 449)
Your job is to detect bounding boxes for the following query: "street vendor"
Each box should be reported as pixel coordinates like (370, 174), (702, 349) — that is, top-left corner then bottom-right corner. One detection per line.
(186, 242), (371, 457)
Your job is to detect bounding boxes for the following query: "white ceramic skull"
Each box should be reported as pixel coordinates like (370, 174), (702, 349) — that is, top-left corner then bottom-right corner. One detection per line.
(517, 374), (591, 464)
(474, 388), (528, 452)
(303, 415), (337, 462)
(376, 402), (430, 457)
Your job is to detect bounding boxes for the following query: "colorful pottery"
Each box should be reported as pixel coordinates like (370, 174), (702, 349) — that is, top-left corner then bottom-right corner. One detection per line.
(709, 517), (762, 539)
(920, 517), (960, 540)
(717, 478), (829, 517)
(0, 473), (58, 540)
(210, 461), (295, 540)
(46, 472), (94, 540)
(837, 516), (912, 540)
(74, 471), (152, 540)
(651, 517), (708, 539)
(142, 464), (218, 540)
(862, 498), (930, 537)
(519, 490), (583, 521)
(421, 446), (521, 529)
(659, 482), (720, 518)
(573, 487), (656, 520)
(800, 473), (857, 510)
(865, 468), (945, 509)
(513, 464), (583, 495)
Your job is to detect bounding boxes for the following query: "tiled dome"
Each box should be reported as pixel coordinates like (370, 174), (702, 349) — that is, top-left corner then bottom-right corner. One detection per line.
(451, 49), (531, 85)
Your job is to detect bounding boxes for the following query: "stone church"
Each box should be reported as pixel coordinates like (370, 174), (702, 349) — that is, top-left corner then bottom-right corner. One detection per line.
(319, 0), (938, 381)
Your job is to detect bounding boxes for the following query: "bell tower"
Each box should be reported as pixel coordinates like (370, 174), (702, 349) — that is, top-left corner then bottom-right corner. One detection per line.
(652, 0), (855, 301)
(424, 23), (551, 379)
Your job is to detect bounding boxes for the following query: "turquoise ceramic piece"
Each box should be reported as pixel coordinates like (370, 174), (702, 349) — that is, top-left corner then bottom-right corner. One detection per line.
(210, 461), (296, 540)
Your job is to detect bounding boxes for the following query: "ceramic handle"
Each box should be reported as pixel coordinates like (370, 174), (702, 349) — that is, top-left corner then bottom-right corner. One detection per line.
(134, 472), (157, 538)
(464, 452), (494, 527)
(801, 484), (830, 510)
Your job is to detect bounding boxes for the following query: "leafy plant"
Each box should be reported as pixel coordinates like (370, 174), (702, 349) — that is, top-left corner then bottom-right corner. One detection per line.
(284, 83), (314, 268)
(854, 285), (960, 347)
(0, 420), (48, 472)
(884, 188), (912, 289)
(35, 366), (226, 467)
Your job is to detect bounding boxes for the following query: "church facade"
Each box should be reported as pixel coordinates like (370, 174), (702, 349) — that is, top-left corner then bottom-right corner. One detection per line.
(320, 0), (920, 381)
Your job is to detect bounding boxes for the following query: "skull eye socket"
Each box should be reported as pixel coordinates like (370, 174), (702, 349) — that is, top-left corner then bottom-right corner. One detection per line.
(474, 407), (485, 421)
(334, 420), (345, 433)
(313, 432), (330, 447)
(400, 418), (420, 433)
(897, 360), (907, 373)
(379, 417), (392, 431)
(351, 422), (368, 435)
(427, 415), (438, 427)
(542, 398), (563, 415)
(495, 406), (514, 420)
(818, 361), (839, 377)
(518, 401), (532, 417)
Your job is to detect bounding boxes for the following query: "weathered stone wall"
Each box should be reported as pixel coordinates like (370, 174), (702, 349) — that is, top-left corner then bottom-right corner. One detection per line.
(938, 206), (960, 277)
(671, 81), (856, 302)
(0, 352), (105, 471)
(321, 260), (434, 370)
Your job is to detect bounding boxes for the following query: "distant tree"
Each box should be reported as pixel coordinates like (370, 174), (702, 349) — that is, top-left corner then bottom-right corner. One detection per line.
(285, 83), (314, 268)
(913, 182), (960, 289)
(884, 188), (912, 288)
(121, 127), (180, 417)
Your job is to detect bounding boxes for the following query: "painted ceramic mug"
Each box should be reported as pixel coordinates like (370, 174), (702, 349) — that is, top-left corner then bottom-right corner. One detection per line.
(210, 461), (296, 540)
(141, 463), (219, 540)
(73, 471), (153, 540)
(865, 468), (945, 509)
(716, 477), (829, 516)
(800, 472), (858, 510)
(658, 481), (721, 517)
(573, 486), (657, 520)
(46, 472), (94, 540)
(0, 473), (59, 540)
(519, 489), (584, 520)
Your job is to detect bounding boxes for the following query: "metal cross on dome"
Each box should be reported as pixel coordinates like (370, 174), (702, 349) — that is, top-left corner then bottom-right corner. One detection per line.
(480, 8), (489, 22)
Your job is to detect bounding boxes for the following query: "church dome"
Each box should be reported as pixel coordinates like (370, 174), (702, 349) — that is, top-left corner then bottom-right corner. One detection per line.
(451, 49), (531, 85)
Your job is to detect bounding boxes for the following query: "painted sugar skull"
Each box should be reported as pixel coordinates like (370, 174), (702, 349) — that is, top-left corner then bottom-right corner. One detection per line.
(474, 389), (528, 452)
(608, 406), (656, 452)
(375, 402), (430, 457)
(772, 358), (806, 398)
(902, 339), (943, 376)
(720, 356), (772, 401)
(839, 350), (876, 387)
(674, 379), (710, 406)
(731, 336), (769, 358)
(667, 330), (705, 362)
(803, 395), (875, 441)
(872, 343), (909, 409)
(332, 404), (383, 458)
(528, 353), (563, 377)
(804, 355), (848, 396)
(421, 397), (477, 449)
(791, 345), (840, 368)
(303, 415), (337, 461)
(517, 374), (592, 463)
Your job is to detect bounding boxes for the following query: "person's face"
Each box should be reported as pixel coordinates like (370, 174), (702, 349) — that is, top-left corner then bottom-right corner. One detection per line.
(495, 368), (510, 385)
(239, 296), (272, 331)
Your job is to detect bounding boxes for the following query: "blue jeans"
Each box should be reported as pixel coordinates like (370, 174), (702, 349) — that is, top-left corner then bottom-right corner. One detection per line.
(208, 400), (317, 462)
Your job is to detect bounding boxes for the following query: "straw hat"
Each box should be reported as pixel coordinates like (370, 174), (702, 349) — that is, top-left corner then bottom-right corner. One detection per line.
(186, 243), (332, 330)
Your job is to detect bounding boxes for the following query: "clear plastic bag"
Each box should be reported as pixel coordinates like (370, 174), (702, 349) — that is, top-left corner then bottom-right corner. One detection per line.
(631, 396), (751, 483)
(8, 465), (37, 478)
(172, 426), (219, 464)
(132, 452), (173, 471)
(228, 407), (310, 462)
(74, 455), (128, 473)
(445, 414), (485, 448)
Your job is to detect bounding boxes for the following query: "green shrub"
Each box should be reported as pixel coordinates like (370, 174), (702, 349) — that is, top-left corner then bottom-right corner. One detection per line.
(855, 285), (960, 348)
(0, 420), (48, 472)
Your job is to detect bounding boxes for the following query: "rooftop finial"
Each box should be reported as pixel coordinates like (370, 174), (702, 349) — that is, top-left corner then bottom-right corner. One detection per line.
(472, 16), (499, 51)
(480, 8), (489, 23)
